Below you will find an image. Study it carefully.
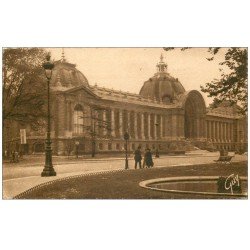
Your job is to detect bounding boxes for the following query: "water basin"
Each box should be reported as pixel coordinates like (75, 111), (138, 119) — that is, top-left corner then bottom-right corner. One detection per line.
(139, 176), (248, 198)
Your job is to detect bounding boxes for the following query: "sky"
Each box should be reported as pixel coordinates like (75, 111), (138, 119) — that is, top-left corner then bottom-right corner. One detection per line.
(49, 48), (227, 106)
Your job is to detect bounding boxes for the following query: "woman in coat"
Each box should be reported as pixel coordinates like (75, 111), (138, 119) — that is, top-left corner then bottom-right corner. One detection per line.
(144, 148), (154, 168)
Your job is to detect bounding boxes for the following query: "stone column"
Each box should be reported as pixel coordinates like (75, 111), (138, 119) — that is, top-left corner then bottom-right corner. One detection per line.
(224, 123), (226, 142)
(119, 109), (123, 138)
(208, 121), (211, 140)
(93, 110), (99, 137)
(226, 123), (228, 142)
(221, 122), (224, 142)
(210, 121), (214, 141)
(164, 115), (168, 138)
(215, 121), (217, 142)
(222, 122), (225, 142)
(103, 109), (107, 136)
(159, 115), (163, 139)
(210, 121), (212, 140)
(141, 113), (145, 140)
(110, 109), (115, 137)
(147, 113), (151, 139)
(154, 114), (157, 139)
(134, 112), (138, 139)
(211, 121), (214, 140)
(215, 122), (220, 142)
(236, 120), (240, 143)
(231, 123), (234, 142)
(220, 122), (223, 142)
(213, 121), (217, 142)
(218, 121), (221, 142)
(126, 110), (130, 134)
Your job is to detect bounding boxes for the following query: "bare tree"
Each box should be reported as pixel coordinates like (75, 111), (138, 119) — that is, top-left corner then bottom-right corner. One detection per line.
(80, 106), (115, 157)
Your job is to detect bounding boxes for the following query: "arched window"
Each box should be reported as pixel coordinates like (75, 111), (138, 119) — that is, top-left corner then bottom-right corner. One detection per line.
(74, 104), (83, 134)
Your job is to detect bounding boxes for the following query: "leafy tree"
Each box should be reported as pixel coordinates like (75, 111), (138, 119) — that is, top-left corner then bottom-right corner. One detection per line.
(164, 47), (248, 114)
(3, 48), (48, 129)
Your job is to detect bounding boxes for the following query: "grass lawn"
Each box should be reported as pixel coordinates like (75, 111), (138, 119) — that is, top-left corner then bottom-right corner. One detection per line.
(16, 161), (248, 199)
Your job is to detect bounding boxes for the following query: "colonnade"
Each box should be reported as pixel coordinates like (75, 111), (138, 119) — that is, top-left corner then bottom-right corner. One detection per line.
(65, 101), (238, 143)
(95, 108), (185, 140)
(206, 120), (234, 142)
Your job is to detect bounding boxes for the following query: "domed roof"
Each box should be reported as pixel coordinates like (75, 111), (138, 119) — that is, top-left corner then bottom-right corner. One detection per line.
(51, 58), (89, 89)
(139, 55), (185, 103)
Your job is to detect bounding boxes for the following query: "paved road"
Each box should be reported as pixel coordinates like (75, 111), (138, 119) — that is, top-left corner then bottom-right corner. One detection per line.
(2, 152), (247, 199)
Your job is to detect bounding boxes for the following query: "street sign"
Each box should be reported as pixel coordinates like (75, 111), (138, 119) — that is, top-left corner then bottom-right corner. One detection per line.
(20, 129), (27, 144)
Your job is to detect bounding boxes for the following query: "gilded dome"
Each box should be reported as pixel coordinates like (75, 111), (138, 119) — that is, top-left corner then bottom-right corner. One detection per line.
(139, 55), (185, 103)
(51, 59), (89, 89)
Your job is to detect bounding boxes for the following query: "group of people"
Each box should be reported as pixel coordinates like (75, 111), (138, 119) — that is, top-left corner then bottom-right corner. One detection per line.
(134, 146), (157, 169)
(4, 150), (20, 163)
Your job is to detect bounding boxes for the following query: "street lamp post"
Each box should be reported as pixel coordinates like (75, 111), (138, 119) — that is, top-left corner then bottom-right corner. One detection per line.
(124, 132), (129, 169)
(75, 141), (80, 158)
(41, 54), (56, 177)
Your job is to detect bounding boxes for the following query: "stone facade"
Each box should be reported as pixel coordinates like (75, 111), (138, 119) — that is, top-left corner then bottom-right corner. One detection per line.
(3, 56), (247, 155)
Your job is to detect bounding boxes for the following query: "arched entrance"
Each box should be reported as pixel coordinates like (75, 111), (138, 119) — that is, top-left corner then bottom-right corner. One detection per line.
(182, 91), (206, 140)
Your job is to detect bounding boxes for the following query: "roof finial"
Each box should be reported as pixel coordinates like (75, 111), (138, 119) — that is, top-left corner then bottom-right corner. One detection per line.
(156, 53), (167, 73)
(61, 48), (66, 62)
(160, 53), (164, 62)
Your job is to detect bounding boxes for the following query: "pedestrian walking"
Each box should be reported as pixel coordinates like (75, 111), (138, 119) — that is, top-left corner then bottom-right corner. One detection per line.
(14, 151), (19, 163)
(134, 146), (142, 169)
(10, 151), (15, 163)
(155, 148), (160, 158)
(144, 148), (154, 168)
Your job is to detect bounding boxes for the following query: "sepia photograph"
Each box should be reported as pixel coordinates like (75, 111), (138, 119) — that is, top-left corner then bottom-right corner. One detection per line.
(1, 1), (250, 250)
(2, 47), (248, 199)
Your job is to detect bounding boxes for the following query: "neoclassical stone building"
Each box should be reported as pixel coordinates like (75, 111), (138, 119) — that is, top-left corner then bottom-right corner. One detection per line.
(4, 55), (247, 155)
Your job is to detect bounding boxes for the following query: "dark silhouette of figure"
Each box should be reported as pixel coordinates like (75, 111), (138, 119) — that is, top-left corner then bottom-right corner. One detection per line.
(155, 148), (160, 158)
(10, 151), (15, 163)
(144, 148), (154, 168)
(134, 146), (142, 169)
(14, 151), (19, 163)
